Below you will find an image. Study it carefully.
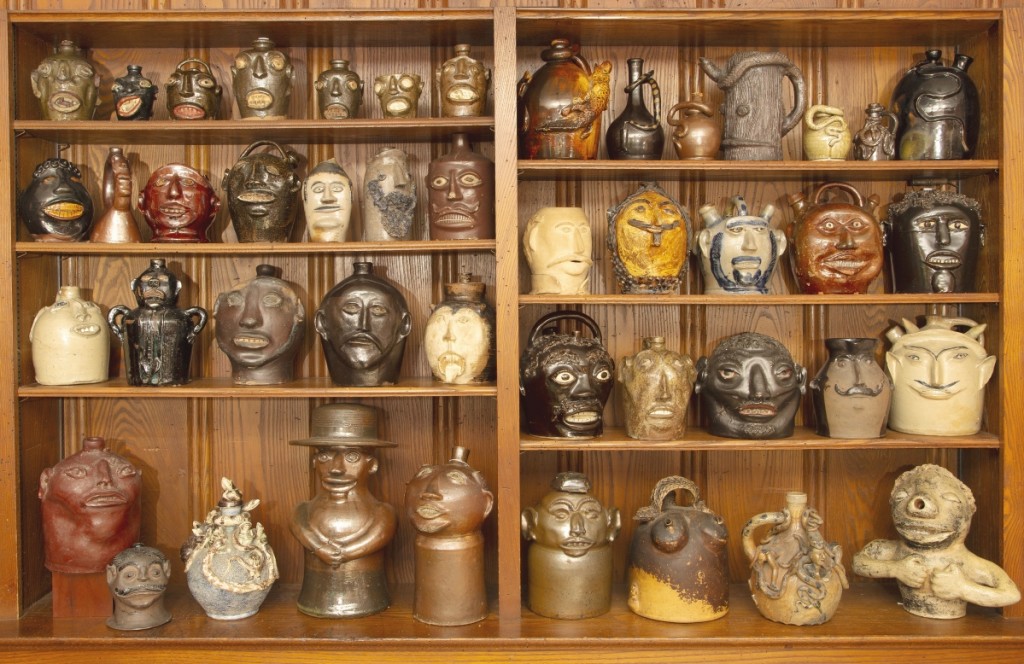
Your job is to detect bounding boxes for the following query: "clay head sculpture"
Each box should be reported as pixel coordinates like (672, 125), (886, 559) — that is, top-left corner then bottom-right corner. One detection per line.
(618, 337), (697, 440)
(423, 275), (495, 385)
(607, 182), (691, 294)
(696, 332), (807, 439)
(698, 196), (786, 294)
(523, 207), (593, 295)
(315, 60), (363, 120)
(165, 57), (222, 120)
(112, 65), (157, 121)
(231, 37), (293, 120)
(436, 44), (490, 118)
(303, 159), (353, 243)
(30, 40), (98, 121)
(106, 544), (171, 631)
(139, 163), (221, 243)
(18, 158), (94, 242)
(407, 446), (494, 538)
(223, 141), (301, 243)
(373, 72), (423, 118)
(522, 472), (620, 559)
(363, 148), (417, 241)
(427, 134), (495, 240)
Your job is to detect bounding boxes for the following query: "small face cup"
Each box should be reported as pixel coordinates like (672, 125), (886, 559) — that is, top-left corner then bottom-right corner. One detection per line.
(795, 209), (884, 293)
(139, 164), (220, 241)
(106, 545), (171, 630)
(231, 38), (293, 119)
(165, 59), (222, 120)
(424, 304), (490, 384)
(303, 160), (353, 243)
(523, 208), (593, 295)
(18, 159), (93, 241)
(314, 446), (378, 498)
(373, 73), (423, 118)
(407, 459), (493, 536)
(436, 45), (490, 117)
(524, 490), (617, 558)
(889, 197), (983, 294)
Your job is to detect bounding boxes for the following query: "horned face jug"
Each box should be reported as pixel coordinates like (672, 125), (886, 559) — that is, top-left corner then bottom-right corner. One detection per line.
(523, 207), (593, 295)
(165, 57), (222, 120)
(892, 50), (979, 160)
(618, 337), (696, 441)
(224, 141), (301, 243)
(423, 275), (495, 385)
(607, 182), (690, 294)
(809, 338), (891, 439)
(436, 44), (490, 118)
(315, 60), (363, 120)
(112, 66), (157, 121)
(92, 147), (142, 243)
(31, 40), (98, 121)
(30, 286), (110, 385)
(231, 37), (293, 120)
(18, 158), (93, 242)
(698, 196), (785, 295)
(427, 133), (495, 240)
(139, 164), (220, 243)
(106, 544), (171, 630)
(363, 148), (416, 241)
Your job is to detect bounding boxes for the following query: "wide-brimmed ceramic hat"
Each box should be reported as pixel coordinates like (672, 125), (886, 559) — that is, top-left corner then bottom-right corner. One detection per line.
(290, 403), (396, 448)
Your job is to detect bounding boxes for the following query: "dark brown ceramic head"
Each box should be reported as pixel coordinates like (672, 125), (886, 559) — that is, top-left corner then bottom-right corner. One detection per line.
(106, 544), (171, 631)
(223, 141), (301, 243)
(427, 134), (495, 240)
(165, 57), (221, 120)
(18, 158), (93, 242)
(406, 447), (493, 537)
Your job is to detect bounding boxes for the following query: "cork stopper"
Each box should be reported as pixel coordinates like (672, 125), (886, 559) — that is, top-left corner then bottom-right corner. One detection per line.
(445, 273), (486, 302)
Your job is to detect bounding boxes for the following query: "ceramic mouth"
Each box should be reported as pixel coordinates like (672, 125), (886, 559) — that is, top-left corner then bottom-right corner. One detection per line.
(820, 253), (868, 275)
(446, 85), (480, 103)
(48, 92), (82, 113)
(416, 503), (447, 520)
(563, 411), (599, 426)
(43, 202), (84, 221)
(233, 334), (269, 349)
(646, 406), (677, 420)
(84, 492), (128, 507)
(925, 251), (962, 269)
(245, 89), (274, 110)
(343, 334), (382, 350)
(435, 212), (475, 228)
(324, 477), (356, 491)
(159, 203), (189, 218)
(172, 104), (207, 120)
(732, 256), (762, 268)
(895, 520), (956, 544)
(116, 96), (142, 117)
(322, 104), (351, 120)
(560, 538), (594, 556)
(438, 353), (466, 382)
(912, 379), (960, 396)
(738, 403), (777, 419)
(73, 324), (101, 336)
(386, 99), (412, 115)
(315, 204), (341, 213)
(237, 190), (276, 204)
(115, 586), (164, 598)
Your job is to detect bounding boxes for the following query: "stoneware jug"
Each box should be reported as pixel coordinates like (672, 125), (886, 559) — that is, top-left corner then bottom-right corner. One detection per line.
(809, 338), (891, 439)
(618, 336), (696, 441)
(666, 92), (722, 160)
(139, 163), (221, 243)
(315, 59), (363, 120)
(30, 286), (110, 385)
(424, 274), (495, 385)
(105, 544), (171, 630)
(854, 102), (899, 161)
(606, 57), (664, 160)
(165, 57), (222, 120)
(374, 72), (423, 118)
(223, 140), (301, 243)
(363, 148), (417, 241)
(436, 44), (490, 118)
(91, 147), (142, 243)
(523, 207), (593, 295)
(30, 40), (98, 121)
(892, 49), (979, 160)
(231, 37), (293, 120)
(427, 133), (495, 241)
(743, 491), (848, 625)
(607, 181), (690, 294)
(802, 104), (852, 161)
(628, 476), (729, 623)
(18, 157), (93, 242)
(697, 196), (785, 295)
(112, 65), (157, 121)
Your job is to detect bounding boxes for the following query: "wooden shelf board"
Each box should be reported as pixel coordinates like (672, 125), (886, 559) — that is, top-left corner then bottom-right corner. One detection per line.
(15, 239), (496, 256)
(519, 293), (1000, 306)
(521, 426), (1000, 451)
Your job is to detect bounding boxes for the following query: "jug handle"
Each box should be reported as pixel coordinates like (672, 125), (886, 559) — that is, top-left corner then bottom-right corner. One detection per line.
(781, 64), (807, 135)
(634, 475), (702, 523)
(883, 108), (900, 134)
(811, 182), (865, 209)
(526, 310), (603, 348)
(741, 509), (787, 563)
(107, 305), (130, 343)
(185, 307), (208, 343)
(625, 70), (661, 129)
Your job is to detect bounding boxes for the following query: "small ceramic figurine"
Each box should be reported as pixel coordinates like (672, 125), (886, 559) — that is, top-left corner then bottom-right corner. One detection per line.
(606, 57), (664, 160)
(112, 65), (157, 121)
(802, 105), (852, 161)
(854, 103), (899, 161)
(315, 59), (364, 119)
(231, 37), (293, 120)
(139, 163), (221, 243)
(885, 316), (995, 436)
(427, 134), (495, 240)
(165, 57), (222, 120)
(698, 196), (786, 295)
(886, 189), (983, 294)
(809, 338), (891, 439)
(18, 158), (93, 242)
(521, 472), (621, 619)
(91, 147), (142, 243)
(40, 436), (142, 574)
(30, 40), (98, 121)
(214, 264), (305, 385)
(106, 544), (171, 631)
(406, 446), (494, 625)
(786, 182), (884, 294)
(181, 478), (278, 620)
(853, 464), (1020, 619)
(743, 491), (848, 625)
(522, 207), (593, 295)
(290, 403), (397, 618)
(520, 310), (614, 439)
(667, 92), (722, 160)
(315, 261), (411, 387)
(607, 181), (690, 293)
(436, 44), (490, 118)
(303, 159), (353, 243)
(108, 259), (208, 386)
(699, 51), (806, 160)
(695, 332), (806, 439)
(30, 286), (110, 385)
(223, 141), (301, 243)
(423, 275), (495, 385)
(892, 50), (979, 160)
(517, 39), (612, 160)
(363, 148), (417, 241)
(373, 72), (423, 118)
(628, 476), (729, 623)
(618, 337), (696, 441)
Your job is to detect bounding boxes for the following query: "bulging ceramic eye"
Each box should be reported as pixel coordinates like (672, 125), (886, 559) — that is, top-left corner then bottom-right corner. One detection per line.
(314, 80), (325, 90)
(347, 79), (360, 91)
(431, 176), (449, 189)
(399, 76), (416, 91)
(140, 79), (153, 88)
(235, 56), (248, 70)
(198, 76), (216, 89)
(269, 54), (286, 71)
(112, 83), (123, 93)
(458, 173), (483, 186)
(373, 82), (384, 95)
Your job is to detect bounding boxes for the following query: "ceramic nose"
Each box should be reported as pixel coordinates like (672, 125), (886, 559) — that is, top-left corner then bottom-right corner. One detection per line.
(56, 62), (71, 81)
(96, 459), (113, 487)
(907, 493), (938, 518)
(569, 373), (595, 398)
(167, 175), (183, 199)
(569, 512), (586, 536)
(837, 226), (856, 250)
(748, 363), (770, 399)
(387, 76), (399, 93)
(321, 187), (337, 204)
(935, 219), (951, 246)
(180, 74), (194, 96)
(253, 56), (267, 79)
(239, 290), (263, 328)
(447, 170), (462, 201)
(443, 319), (456, 343)
(655, 371), (671, 401)
(742, 227), (758, 252)
(330, 78), (343, 96)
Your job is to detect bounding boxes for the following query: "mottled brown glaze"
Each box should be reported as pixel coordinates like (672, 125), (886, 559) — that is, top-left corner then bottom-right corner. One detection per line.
(618, 337), (696, 441)
(106, 544), (171, 631)
(427, 134), (494, 240)
(139, 163), (220, 243)
(607, 182), (690, 294)
(91, 147), (142, 243)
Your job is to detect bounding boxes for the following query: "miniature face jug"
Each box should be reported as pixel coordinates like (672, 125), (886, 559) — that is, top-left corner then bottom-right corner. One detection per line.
(520, 310), (614, 439)
(40, 436), (142, 574)
(854, 103), (899, 161)
(30, 40), (98, 121)
(363, 148), (417, 241)
(92, 147), (142, 244)
(521, 472), (621, 619)
(18, 158), (93, 242)
(315, 262), (411, 387)
(224, 140), (301, 243)
(406, 446), (493, 626)
(165, 57), (222, 120)
(290, 403), (397, 618)
(787, 182), (884, 294)
(885, 316), (995, 436)
(628, 476), (729, 623)
(427, 133), (495, 241)
(437, 44), (490, 118)
(108, 259), (208, 386)
(303, 159), (353, 243)
(892, 50), (979, 160)
(809, 338), (891, 439)
(853, 464), (1020, 619)
(112, 65), (157, 121)
(802, 105), (852, 161)
(214, 264), (305, 385)
(106, 544), (171, 631)
(886, 189), (983, 294)
(423, 275), (495, 385)
(315, 60), (363, 120)
(373, 72), (423, 118)
(30, 286), (110, 386)
(231, 37), (293, 120)
(696, 332), (806, 439)
(618, 337), (696, 441)
(139, 163), (221, 243)
(698, 196), (785, 295)
(523, 207), (593, 295)
(607, 181), (691, 294)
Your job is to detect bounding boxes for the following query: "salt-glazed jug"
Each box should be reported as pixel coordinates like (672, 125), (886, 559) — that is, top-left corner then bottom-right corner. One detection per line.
(30, 40), (98, 121)
(627, 476), (729, 623)
(666, 92), (721, 160)
(802, 105), (852, 161)
(363, 148), (417, 241)
(181, 477), (278, 620)
(618, 336), (696, 441)
(315, 60), (363, 120)
(698, 196), (785, 295)
(743, 491), (848, 625)
(231, 37), (293, 120)
(424, 274), (495, 385)
(30, 286), (110, 385)
(223, 140), (301, 243)
(436, 44), (490, 118)
(106, 544), (171, 630)
(809, 338), (891, 439)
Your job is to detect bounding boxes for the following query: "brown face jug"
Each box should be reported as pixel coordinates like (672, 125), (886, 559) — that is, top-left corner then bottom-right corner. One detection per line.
(667, 93), (721, 160)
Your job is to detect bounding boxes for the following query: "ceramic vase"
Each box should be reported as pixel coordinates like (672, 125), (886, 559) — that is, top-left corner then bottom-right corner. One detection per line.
(606, 58), (664, 160)
(30, 286), (110, 386)
(667, 92), (721, 160)
(91, 147), (142, 243)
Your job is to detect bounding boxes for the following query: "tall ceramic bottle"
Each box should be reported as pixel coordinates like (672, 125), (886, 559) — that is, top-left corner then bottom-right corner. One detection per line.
(606, 58), (664, 160)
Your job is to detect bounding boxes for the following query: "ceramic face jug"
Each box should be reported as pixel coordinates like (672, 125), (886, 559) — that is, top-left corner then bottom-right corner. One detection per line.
(363, 148), (417, 241)
(231, 37), (293, 120)
(743, 491), (848, 625)
(139, 164), (221, 243)
(30, 286), (110, 385)
(698, 196), (785, 294)
(606, 57), (664, 160)
(290, 403), (397, 618)
(106, 544), (171, 631)
(523, 207), (593, 295)
(853, 464), (1020, 619)
(667, 92), (722, 160)
(92, 147), (142, 243)
(108, 259), (208, 386)
(303, 158), (353, 243)
(885, 316), (995, 436)
(373, 73), (423, 118)
(809, 338), (891, 439)
(618, 337), (696, 441)
(521, 472), (621, 619)
(423, 274), (495, 385)
(181, 477), (278, 620)
(436, 44), (490, 118)
(517, 39), (612, 160)
(165, 57), (222, 120)
(18, 158), (93, 242)
(854, 103), (899, 161)
(30, 40), (98, 121)
(892, 50), (979, 160)
(699, 51), (806, 160)
(224, 141), (301, 243)
(427, 133), (495, 240)
(406, 446), (494, 626)
(628, 476), (729, 623)
(315, 60), (363, 120)
(520, 310), (614, 439)
(802, 105), (852, 161)
(786, 182), (884, 294)
(607, 181), (690, 294)
(112, 65), (157, 121)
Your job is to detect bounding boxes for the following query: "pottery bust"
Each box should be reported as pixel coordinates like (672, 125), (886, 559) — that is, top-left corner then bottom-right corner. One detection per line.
(523, 207), (593, 295)
(18, 158), (94, 242)
(618, 337), (696, 441)
(223, 141), (301, 243)
(423, 275), (495, 385)
(374, 72), (423, 118)
(427, 134), (495, 240)
(315, 60), (363, 120)
(303, 159), (353, 243)
(106, 544), (171, 631)
(607, 182), (691, 294)
(30, 286), (110, 386)
(363, 148), (417, 241)
(165, 57), (222, 120)
(231, 37), (293, 120)
(853, 464), (1019, 619)
(436, 44), (490, 118)
(698, 196), (785, 294)
(112, 65), (157, 121)
(30, 40), (98, 121)
(139, 163), (221, 243)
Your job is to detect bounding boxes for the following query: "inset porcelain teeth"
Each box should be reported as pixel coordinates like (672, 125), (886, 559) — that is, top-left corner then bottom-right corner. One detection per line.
(237, 191), (275, 203)
(565, 412), (597, 424)
(43, 203), (84, 220)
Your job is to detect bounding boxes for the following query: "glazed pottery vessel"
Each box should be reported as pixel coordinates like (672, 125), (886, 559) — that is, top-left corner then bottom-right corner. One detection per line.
(231, 37), (293, 120)
(106, 544), (171, 630)
(628, 476), (728, 623)
(315, 60), (363, 119)
(523, 206), (593, 295)
(165, 57), (222, 120)
(606, 57), (664, 160)
(18, 157), (93, 242)
(802, 104), (852, 161)
(112, 65), (156, 121)
(697, 196), (785, 294)
(853, 464), (1020, 618)
(517, 39), (612, 160)
(618, 337), (696, 441)
(667, 92), (722, 160)
(374, 72), (423, 118)
(521, 472), (621, 619)
(436, 44), (490, 118)
(91, 147), (142, 243)
(139, 163), (220, 243)
(427, 133), (495, 240)
(423, 274), (495, 385)
(809, 338), (891, 439)
(892, 50), (979, 160)
(223, 141), (301, 243)
(303, 158), (353, 243)
(30, 286), (110, 385)
(363, 148), (417, 241)
(30, 40), (98, 121)
(854, 103), (899, 161)
(182, 478), (278, 620)
(607, 181), (690, 293)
